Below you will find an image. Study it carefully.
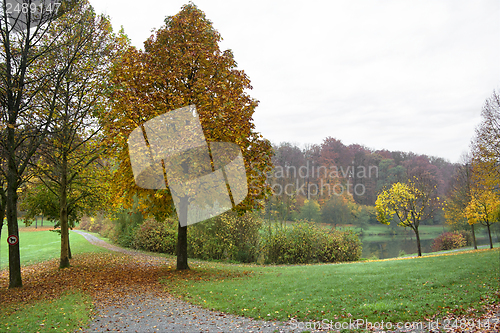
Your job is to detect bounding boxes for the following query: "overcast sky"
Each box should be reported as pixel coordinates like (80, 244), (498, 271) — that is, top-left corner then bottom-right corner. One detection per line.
(90, 0), (499, 163)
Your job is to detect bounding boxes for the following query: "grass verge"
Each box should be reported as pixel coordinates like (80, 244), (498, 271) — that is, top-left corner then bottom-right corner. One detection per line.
(0, 230), (108, 269)
(161, 248), (500, 324)
(0, 291), (93, 333)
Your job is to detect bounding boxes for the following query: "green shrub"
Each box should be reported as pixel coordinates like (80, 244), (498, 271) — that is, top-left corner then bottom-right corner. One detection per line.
(316, 228), (362, 263)
(111, 209), (143, 248)
(132, 217), (177, 254)
(188, 212), (262, 262)
(262, 221), (321, 264)
(261, 221), (362, 264)
(432, 232), (467, 252)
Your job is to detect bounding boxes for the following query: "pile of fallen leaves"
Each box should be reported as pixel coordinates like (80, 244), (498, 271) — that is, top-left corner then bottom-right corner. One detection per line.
(0, 252), (174, 309)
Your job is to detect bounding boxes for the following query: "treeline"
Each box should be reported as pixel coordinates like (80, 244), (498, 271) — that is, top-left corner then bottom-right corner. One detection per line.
(264, 137), (456, 226)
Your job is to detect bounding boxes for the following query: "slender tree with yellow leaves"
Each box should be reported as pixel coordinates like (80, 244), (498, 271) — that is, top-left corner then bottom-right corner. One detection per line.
(375, 178), (441, 256)
(465, 189), (499, 249)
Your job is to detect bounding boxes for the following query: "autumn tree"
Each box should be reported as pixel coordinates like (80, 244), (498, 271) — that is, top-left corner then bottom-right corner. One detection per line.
(375, 178), (441, 256)
(267, 142), (304, 223)
(26, 1), (125, 269)
(0, 164), (5, 242)
(467, 91), (500, 249)
(105, 4), (272, 270)
(0, 0), (86, 288)
(471, 91), (500, 190)
(444, 154), (477, 249)
(465, 188), (499, 249)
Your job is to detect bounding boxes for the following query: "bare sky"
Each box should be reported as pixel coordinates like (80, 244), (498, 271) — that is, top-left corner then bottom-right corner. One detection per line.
(90, 0), (500, 163)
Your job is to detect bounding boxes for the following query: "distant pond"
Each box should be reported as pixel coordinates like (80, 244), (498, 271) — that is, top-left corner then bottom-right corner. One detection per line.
(360, 233), (498, 259)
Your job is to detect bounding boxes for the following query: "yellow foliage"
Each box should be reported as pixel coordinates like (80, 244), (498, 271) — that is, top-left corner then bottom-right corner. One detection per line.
(465, 189), (500, 225)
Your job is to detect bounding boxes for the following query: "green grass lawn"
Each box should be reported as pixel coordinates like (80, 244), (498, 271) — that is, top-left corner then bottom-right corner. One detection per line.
(0, 230), (107, 269)
(1, 291), (93, 333)
(162, 249), (500, 324)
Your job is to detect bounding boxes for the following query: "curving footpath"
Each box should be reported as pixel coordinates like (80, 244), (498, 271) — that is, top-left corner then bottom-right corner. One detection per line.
(73, 230), (296, 333)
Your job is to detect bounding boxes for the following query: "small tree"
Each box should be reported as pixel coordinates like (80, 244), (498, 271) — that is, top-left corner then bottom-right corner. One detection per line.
(299, 199), (321, 222)
(321, 195), (352, 227)
(375, 179), (441, 256)
(465, 189), (499, 249)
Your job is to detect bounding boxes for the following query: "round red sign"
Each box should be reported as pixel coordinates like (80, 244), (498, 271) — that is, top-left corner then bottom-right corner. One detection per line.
(7, 235), (19, 246)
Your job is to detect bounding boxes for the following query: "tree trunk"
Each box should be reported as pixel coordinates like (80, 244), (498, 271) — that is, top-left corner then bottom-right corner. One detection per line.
(68, 232), (72, 259)
(59, 153), (70, 269)
(486, 222), (493, 249)
(7, 169), (22, 288)
(470, 223), (477, 250)
(176, 197), (189, 270)
(414, 227), (422, 257)
(0, 190), (6, 245)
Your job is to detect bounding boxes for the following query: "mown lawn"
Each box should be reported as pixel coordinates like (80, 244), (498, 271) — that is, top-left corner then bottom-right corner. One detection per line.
(1, 291), (93, 333)
(162, 249), (500, 324)
(0, 230), (107, 269)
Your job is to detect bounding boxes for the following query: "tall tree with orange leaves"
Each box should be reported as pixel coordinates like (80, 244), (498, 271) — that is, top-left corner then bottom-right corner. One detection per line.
(104, 4), (273, 270)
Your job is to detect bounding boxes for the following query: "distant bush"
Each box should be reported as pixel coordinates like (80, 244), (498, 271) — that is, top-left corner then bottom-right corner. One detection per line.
(79, 215), (104, 233)
(316, 228), (362, 263)
(262, 221), (321, 264)
(188, 212), (262, 262)
(458, 230), (473, 246)
(261, 221), (362, 264)
(432, 232), (467, 252)
(132, 217), (177, 254)
(79, 214), (115, 236)
(110, 208), (143, 248)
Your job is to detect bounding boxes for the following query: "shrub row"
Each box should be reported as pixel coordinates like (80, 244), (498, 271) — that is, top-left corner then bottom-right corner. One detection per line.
(261, 221), (362, 264)
(81, 213), (362, 264)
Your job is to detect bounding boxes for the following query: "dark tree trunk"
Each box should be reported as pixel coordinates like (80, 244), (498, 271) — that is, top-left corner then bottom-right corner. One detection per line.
(7, 169), (22, 288)
(68, 232), (72, 259)
(176, 197), (189, 270)
(59, 153), (70, 269)
(486, 222), (493, 249)
(470, 223), (477, 250)
(414, 227), (422, 257)
(0, 190), (6, 245)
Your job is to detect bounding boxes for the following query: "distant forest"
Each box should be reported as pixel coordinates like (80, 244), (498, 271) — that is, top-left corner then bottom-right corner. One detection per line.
(264, 137), (456, 226)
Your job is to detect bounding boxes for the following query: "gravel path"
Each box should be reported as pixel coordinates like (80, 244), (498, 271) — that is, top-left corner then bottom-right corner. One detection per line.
(73, 230), (300, 333)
